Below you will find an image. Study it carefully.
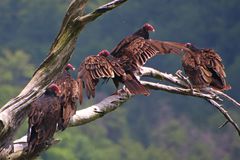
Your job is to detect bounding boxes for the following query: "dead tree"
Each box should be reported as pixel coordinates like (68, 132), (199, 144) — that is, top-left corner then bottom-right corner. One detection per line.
(0, 0), (239, 159)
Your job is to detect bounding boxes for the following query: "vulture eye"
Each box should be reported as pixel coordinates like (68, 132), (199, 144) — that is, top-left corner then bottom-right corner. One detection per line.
(98, 50), (110, 57)
(66, 63), (75, 71)
(143, 23), (155, 32)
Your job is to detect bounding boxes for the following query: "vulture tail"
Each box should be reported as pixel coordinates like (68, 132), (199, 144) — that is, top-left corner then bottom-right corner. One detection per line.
(123, 73), (150, 96)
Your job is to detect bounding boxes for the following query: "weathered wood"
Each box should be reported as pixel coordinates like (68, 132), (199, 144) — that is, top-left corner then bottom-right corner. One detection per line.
(7, 66), (240, 159)
(0, 0), (128, 158)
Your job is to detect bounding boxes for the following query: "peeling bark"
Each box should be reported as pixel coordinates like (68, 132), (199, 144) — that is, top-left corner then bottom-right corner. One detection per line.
(0, 0), (128, 159)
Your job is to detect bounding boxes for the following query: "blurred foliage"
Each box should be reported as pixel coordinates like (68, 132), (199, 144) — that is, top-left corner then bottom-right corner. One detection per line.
(0, 0), (240, 159)
(0, 49), (35, 106)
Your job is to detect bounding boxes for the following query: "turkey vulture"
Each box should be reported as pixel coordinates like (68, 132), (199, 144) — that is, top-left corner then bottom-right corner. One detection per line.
(77, 51), (149, 99)
(110, 23), (187, 72)
(27, 84), (61, 154)
(54, 63), (82, 130)
(182, 43), (231, 91)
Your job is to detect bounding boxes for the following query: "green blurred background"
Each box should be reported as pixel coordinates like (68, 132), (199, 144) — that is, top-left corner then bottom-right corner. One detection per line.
(0, 0), (240, 159)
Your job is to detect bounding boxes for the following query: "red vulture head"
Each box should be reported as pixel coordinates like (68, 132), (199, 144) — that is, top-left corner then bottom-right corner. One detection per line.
(65, 63), (75, 71)
(48, 83), (61, 94)
(143, 23), (155, 32)
(184, 43), (192, 48)
(98, 50), (110, 57)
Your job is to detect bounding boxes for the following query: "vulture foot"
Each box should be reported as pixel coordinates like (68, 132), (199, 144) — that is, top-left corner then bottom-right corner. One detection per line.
(175, 70), (194, 93)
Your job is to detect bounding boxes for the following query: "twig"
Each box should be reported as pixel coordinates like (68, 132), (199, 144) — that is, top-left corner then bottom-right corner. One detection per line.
(141, 80), (214, 99)
(207, 99), (240, 136)
(209, 88), (240, 108)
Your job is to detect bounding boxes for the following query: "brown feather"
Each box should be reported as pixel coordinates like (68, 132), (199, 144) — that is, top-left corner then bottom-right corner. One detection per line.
(78, 55), (123, 99)
(182, 44), (230, 91)
(27, 90), (61, 153)
(78, 54), (150, 98)
(54, 70), (82, 130)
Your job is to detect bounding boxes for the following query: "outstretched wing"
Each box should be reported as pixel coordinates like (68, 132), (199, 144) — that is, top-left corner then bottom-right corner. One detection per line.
(111, 35), (138, 57)
(114, 37), (185, 71)
(77, 55), (125, 99)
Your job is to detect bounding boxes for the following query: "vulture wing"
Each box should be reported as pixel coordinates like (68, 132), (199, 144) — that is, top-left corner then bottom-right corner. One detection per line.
(182, 51), (211, 88)
(201, 49), (230, 90)
(182, 46), (230, 91)
(54, 72), (82, 130)
(113, 37), (185, 71)
(78, 55), (150, 98)
(111, 35), (138, 58)
(77, 55), (125, 99)
(27, 94), (61, 153)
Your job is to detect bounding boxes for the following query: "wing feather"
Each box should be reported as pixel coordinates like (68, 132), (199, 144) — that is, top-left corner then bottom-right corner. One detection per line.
(78, 56), (120, 99)
(28, 95), (61, 153)
(182, 44), (230, 90)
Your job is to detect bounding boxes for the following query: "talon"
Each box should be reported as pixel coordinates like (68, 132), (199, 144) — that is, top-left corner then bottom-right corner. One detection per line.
(123, 86), (132, 96)
(175, 70), (194, 92)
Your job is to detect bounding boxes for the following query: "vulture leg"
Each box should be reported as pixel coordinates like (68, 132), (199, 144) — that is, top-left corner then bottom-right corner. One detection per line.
(175, 70), (194, 93)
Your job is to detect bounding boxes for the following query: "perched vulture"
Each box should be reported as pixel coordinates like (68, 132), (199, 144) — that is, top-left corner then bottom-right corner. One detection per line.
(27, 84), (61, 154)
(182, 43), (231, 91)
(77, 51), (149, 99)
(110, 23), (187, 72)
(54, 63), (82, 130)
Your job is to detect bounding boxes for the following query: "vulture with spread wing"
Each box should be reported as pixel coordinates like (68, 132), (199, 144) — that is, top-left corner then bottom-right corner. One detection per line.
(27, 84), (61, 154)
(54, 63), (82, 130)
(182, 43), (231, 91)
(110, 23), (186, 72)
(77, 51), (149, 99)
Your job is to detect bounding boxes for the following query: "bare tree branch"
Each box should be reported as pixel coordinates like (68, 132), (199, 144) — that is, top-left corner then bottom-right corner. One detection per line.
(0, 0), (128, 159)
(208, 88), (240, 107)
(207, 99), (240, 135)
(0, 0), (239, 159)
(141, 80), (214, 99)
(69, 90), (130, 127)
(7, 64), (240, 158)
(140, 66), (188, 87)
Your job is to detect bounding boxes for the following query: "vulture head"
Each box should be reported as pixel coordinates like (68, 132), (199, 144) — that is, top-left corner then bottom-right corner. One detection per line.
(65, 63), (75, 71)
(185, 43), (192, 48)
(143, 23), (155, 32)
(184, 43), (199, 52)
(47, 83), (61, 95)
(98, 50), (110, 57)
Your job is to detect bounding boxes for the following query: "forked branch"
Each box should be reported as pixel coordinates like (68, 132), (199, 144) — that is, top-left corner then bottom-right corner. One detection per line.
(0, 0), (128, 159)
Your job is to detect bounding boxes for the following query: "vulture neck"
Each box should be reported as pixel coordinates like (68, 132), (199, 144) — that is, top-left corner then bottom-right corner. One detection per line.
(133, 28), (149, 39)
(64, 69), (70, 74)
(189, 45), (201, 52)
(45, 89), (57, 97)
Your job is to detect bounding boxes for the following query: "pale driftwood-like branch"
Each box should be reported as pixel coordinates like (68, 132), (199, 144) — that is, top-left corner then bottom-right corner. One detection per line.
(141, 81), (214, 99)
(7, 66), (240, 158)
(208, 88), (240, 107)
(0, 0), (128, 159)
(140, 66), (188, 87)
(7, 90), (131, 159)
(1, 0), (239, 159)
(69, 90), (130, 126)
(140, 67), (240, 135)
